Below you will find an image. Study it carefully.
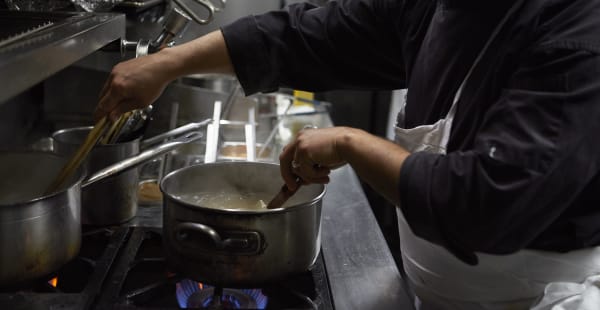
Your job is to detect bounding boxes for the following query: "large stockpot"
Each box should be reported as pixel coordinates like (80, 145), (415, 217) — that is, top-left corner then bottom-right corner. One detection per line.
(161, 161), (326, 287)
(0, 131), (203, 287)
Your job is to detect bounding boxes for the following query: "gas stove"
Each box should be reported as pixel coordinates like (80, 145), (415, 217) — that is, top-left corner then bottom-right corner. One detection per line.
(0, 226), (333, 310)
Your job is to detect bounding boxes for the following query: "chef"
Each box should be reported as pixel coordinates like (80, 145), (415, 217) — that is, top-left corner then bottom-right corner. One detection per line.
(95, 0), (600, 308)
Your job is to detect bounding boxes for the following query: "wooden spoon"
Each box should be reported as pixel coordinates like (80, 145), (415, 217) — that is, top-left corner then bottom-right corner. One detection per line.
(266, 178), (302, 209)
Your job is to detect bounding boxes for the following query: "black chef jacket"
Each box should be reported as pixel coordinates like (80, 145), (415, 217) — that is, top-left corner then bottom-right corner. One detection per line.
(221, 0), (600, 264)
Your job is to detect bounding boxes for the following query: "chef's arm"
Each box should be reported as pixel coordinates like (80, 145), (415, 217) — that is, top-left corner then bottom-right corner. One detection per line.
(281, 126), (409, 206)
(221, 0), (409, 95)
(399, 46), (600, 262)
(160, 30), (234, 78)
(337, 128), (410, 206)
(95, 30), (233, 121)
(97, 0), (410, 120)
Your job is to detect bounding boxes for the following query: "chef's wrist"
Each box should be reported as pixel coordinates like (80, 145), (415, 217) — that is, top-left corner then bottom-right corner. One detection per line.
(153, 47), (187, 83)
(335, 127), (365, 162)
(161, 30), (234, 80)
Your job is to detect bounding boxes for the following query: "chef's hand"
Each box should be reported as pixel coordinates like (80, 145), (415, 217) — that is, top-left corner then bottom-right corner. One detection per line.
(94, 53), (174, 122)
(280, 126), (350, 191)
(94, 30), (234, 122)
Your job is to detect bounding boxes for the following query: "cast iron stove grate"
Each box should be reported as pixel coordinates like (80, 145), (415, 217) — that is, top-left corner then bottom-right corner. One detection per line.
(0, 226), (130, 309)
(0, 226), (333, 310)
(94, 228), (334, 310)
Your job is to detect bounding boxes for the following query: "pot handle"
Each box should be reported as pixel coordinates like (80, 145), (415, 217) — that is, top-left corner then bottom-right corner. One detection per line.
(172, 0), (215, 25)
(82, 131), (203, 188)
(174, 222), (262, 254)
(140, 118), (211, 149)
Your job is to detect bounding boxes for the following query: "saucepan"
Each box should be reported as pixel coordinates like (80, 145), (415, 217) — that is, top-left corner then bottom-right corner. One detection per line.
(161, 161), (326, 287)
(51, 119), (210, 225)
(0, 131), (203, 287)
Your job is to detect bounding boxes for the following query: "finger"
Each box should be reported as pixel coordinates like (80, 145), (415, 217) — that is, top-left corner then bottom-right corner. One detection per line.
(293, 162), (330, 181)
(306, 176), (330, 184)
(94, 73), (118, 117)
(297, 175), (329, 185)
(279, 142), (299, 190)
(98, 74), (111, 100)
(94, 89), (115, 122)
(313, 165), (331, 177)
(108, 99), (138, 122)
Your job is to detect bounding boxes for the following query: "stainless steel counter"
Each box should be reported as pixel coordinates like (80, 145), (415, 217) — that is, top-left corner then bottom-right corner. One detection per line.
(131, 111), (413, 309)
(322, 166), (414, 309)
(0, 10), (125, 103)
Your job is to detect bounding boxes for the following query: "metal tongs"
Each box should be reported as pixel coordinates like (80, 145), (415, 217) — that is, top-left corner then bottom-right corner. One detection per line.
(100, 105), (153, 145)
(45, 116), (111, 194)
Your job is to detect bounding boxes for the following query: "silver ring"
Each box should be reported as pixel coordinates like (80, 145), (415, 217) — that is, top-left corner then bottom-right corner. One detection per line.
(291, 160), (301, 169)
(302, 124), (317, 130)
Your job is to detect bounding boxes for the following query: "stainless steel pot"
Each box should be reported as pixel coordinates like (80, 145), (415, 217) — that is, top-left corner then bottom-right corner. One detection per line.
(0, 131), (204, 287)
(53, 127), (141, 225)
(52, 120), (210, 225)
(161, 161), (326, 287)
(145, 83), (229, 138)
(0, 152), (83, 288)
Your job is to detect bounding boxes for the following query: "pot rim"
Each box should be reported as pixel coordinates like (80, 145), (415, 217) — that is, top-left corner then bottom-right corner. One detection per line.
(0, 151), (85, 206)
(160, 162), (326, 214)
(52, 126), (141, 147)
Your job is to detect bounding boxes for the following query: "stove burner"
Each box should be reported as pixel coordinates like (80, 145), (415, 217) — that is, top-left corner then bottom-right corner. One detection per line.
(176, 279), (268, 309)
(1, 227), (332, 310)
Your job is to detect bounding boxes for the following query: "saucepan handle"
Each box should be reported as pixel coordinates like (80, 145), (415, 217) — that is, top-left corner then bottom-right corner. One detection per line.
(140, 118), (211, 149)
(82, 131), (204, 188)
(174, 222), (262, 255)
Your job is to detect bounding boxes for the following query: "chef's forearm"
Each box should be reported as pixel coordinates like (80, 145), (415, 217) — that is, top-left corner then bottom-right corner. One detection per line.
(337, 128), (409, 206)
(157, 30), (235, 81)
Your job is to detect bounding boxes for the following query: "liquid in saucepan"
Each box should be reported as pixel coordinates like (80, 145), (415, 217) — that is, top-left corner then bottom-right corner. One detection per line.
(175, 191), (269, 211)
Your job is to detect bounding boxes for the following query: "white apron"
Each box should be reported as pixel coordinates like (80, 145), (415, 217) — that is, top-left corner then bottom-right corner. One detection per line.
(393, 2), (600, 309)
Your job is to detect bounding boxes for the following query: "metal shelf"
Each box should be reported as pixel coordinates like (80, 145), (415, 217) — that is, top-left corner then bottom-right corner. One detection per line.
(0, 10), (125, 103)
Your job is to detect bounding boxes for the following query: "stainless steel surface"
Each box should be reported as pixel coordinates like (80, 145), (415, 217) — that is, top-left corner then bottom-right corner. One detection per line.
(141, 118), (211, 148)
(179, 74), (238, 93)
(175, 0), (280, 45)
(145, 82), (230, 137)
(323, 167), (414, 310)
(0, 152), (83, 287)
(160, 161), (325, 286)
(0, 10), (125, 103)
(0, 129), (204, 285)
(0, 20), (55, 49)
(172, 0), (215, 25)
(84, 131), (204, 186)
(53, 126), (141, 225)
(51, 122), (204, 225)
(4, 0), (72, 11)
(116, 0), (163, 8)
(71, 0), (125, 12)
(150, 7), (191, 51)
(112, 105), (153, 142)
(122, 6), (192, 56)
